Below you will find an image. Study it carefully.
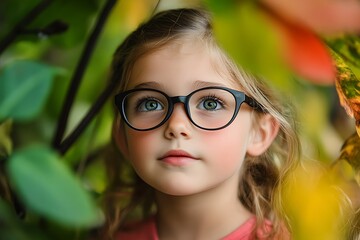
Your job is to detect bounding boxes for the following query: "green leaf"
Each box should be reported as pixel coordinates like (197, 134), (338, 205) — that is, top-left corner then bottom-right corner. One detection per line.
(6, 145), (101, 227)
(205, 0), (234, 13)
(0, 60), (57, 121)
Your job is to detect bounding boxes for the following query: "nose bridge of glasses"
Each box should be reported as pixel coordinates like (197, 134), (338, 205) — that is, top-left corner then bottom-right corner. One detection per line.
(169, 96), (187, 105)
(168, 96), (189, 120)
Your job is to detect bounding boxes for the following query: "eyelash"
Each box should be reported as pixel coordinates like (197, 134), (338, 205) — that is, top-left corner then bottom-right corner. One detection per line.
(200, 94), (226, 106)
(135, 96), (162, 108)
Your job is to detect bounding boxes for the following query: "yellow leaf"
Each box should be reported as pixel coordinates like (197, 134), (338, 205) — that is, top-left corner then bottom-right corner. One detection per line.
(283, 162), (349, 240)
(333, 52), (360, 136)
(338, 132), (360, 185)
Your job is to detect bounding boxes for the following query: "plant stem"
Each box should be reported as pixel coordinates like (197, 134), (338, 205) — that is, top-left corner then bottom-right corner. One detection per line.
(0, 0), (52, 55)
(52, 0), (117, 150)
(57, 80), (117, 155)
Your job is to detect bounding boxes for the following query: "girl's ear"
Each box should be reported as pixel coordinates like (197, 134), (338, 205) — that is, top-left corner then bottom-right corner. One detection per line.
(246, 114), (280, 156)
(113, 117), (129, 158)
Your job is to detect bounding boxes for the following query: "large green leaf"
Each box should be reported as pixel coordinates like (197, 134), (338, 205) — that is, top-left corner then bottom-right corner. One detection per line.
(6, 145), (101, 227)
(0, 60), (57, 121)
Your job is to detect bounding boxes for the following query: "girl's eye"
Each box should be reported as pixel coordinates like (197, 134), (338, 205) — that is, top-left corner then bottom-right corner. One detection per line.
(198, 97), (224, 111)
(137, 98), (164, 112)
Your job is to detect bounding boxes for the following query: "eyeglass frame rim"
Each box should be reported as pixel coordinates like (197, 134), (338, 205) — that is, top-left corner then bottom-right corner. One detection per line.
(114, 86), (265, 131)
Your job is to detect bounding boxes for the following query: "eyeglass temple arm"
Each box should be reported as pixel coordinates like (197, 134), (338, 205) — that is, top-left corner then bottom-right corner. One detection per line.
(244, 95), (266, 113)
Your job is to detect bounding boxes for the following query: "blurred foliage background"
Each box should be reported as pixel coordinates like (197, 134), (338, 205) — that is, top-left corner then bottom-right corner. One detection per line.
(0, 0), (360, 239)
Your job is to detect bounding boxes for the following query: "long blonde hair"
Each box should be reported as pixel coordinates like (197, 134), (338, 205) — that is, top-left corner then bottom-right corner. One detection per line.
(101, 8), (300, 239)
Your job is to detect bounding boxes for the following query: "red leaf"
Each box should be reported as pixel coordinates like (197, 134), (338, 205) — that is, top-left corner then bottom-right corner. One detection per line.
(264, 9), (336, 84)
(281, 21), (336, 85)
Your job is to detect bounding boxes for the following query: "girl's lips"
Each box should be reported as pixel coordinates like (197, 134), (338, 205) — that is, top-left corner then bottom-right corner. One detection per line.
(158, 150), (199, 166)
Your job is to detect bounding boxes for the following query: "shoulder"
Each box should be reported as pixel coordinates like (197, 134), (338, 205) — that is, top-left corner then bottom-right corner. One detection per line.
(222, 216), (257, 240)
(114, 217), (158, 240)
(222, 217), (290, 240)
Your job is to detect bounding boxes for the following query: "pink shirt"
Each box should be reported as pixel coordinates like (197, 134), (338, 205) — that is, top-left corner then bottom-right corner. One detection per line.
(115, 216), (273, 240)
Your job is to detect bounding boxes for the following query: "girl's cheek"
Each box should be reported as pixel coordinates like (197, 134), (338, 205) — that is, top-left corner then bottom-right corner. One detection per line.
(127, 132), (157, 156)
(202, 128), (249, 161)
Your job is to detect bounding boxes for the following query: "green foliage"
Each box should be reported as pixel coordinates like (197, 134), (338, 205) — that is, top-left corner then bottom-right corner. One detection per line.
(7, 145), (100, 227)
(0, 60), (58, 121)
(1, 0), (360, 239)
(0, 120), (13, 158)
(0, 0), (111, 239)
(327, 35), (360, 74)
(209, 1), (292, 91)
(0, 200), (48, 240)
(28, 0), (100, 47)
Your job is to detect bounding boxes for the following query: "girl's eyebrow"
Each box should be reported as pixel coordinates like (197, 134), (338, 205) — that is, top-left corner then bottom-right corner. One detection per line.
(193, 80), (226, 88)
(132, 80), (226, 90)
(132, 81), (162, 89)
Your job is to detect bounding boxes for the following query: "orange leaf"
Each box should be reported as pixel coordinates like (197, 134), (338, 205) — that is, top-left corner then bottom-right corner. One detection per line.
(265, 10), (336, 85)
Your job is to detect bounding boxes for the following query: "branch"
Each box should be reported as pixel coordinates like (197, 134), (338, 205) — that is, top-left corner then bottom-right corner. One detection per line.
(21, 20), (68, 37)
(0, 0), (53, 54)
(151, 0), (161, 16)
(52, 0), (117, 149)
(0, 163), (26, 219)
(56, 80), (117, 155)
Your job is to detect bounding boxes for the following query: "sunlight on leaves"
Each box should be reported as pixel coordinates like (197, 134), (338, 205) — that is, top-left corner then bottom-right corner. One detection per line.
(6, 145), (101, 227)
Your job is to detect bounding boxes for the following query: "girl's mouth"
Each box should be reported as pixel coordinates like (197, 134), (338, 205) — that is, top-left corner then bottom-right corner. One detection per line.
(158, 150), (199, 166)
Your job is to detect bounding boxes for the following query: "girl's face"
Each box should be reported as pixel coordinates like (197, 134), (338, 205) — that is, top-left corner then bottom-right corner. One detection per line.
(116, 40), (261, 196)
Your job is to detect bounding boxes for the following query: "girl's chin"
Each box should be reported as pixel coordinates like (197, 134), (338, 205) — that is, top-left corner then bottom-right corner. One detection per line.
(152, 184), (202, 197)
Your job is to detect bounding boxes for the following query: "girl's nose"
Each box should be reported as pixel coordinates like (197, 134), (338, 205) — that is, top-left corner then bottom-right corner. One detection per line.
(164, 104), (192, 139)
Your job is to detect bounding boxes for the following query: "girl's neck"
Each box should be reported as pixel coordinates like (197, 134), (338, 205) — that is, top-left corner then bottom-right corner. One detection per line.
(154, 184), (252, 240)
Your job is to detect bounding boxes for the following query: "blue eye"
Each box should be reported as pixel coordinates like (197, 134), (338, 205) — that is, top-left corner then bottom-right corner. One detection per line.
(198, 96), (224, 111)
(137, 98), (164, 112)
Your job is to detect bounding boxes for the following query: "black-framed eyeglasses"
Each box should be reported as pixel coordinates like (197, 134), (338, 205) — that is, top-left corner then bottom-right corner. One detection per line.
(114, 86), (264, 131)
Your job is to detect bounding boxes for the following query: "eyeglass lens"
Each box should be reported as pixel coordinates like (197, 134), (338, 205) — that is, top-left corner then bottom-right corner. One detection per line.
(122, 88), (237, 130)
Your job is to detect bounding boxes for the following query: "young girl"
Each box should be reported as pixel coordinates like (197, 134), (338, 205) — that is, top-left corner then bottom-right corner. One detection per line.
(100, 7), (300, 240)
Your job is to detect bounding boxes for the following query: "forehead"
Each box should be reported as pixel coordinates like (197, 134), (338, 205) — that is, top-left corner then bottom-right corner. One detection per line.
(126, 40), (241, 92)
